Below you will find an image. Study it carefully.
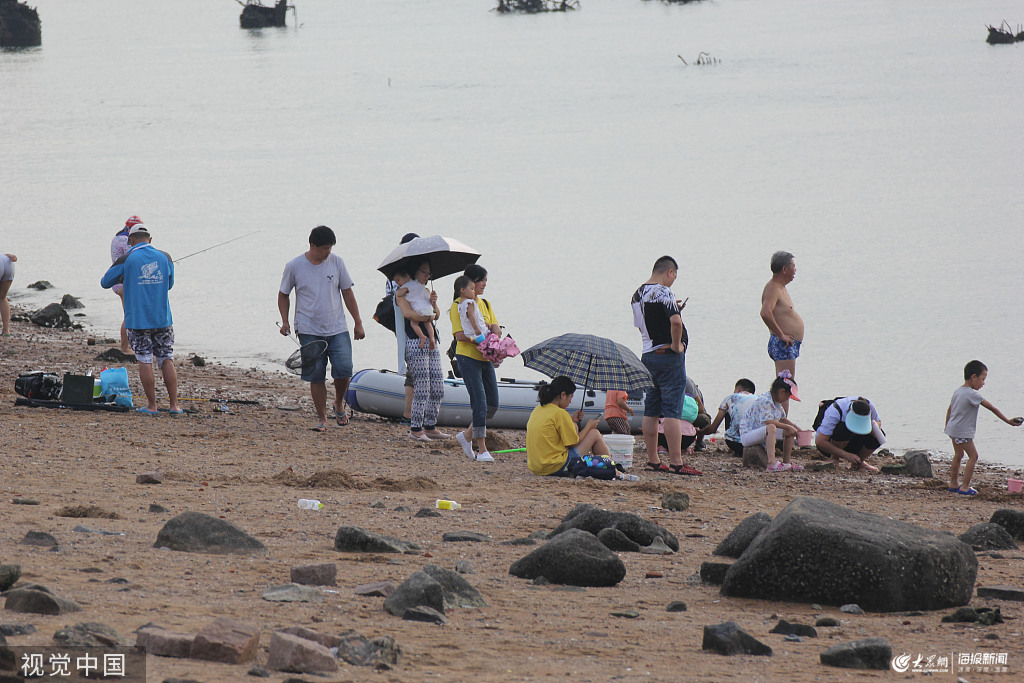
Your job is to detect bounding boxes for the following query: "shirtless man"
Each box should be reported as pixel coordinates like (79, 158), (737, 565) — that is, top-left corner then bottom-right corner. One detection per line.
(760, 251), (803, 411)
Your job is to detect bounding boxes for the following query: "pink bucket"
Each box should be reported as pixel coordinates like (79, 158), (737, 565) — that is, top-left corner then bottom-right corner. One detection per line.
(796, 430), (814, 447)
(1009, 479), (1023, 494)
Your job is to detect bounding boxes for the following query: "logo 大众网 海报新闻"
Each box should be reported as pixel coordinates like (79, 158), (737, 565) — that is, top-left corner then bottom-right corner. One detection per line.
(892, 652), (1010, 674)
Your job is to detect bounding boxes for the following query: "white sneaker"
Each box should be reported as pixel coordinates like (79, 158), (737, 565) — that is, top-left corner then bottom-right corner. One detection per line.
(475, 451), (494, 463)
(456, 431), (475, 459)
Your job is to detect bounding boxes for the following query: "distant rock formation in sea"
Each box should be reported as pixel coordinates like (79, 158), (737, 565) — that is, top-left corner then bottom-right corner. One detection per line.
(0, 0), (41, 48)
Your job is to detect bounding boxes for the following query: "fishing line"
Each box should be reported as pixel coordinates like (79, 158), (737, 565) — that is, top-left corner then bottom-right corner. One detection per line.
(174, 231), (260, 263)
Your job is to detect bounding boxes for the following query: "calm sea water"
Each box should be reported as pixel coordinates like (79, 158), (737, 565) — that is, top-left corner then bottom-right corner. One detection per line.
(3, 0), (1023, 465)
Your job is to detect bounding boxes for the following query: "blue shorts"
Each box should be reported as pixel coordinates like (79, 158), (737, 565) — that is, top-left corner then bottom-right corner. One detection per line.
(550, 447), (582, 478)
(768, 335), (801, 361)
(641, 349), (686, 420)
(297, 332), (352, 384)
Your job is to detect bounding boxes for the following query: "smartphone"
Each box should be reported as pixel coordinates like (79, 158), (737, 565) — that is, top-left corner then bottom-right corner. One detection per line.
(681, 297), (689, 307)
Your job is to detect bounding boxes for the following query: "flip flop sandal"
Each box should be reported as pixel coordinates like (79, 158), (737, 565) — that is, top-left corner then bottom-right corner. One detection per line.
(670, 464), (703, 476)
(645, 462), (670, 472)
(957, 487), (978, 496)
(788, 463), (805, 472)
(310, 424), (327, 433)
(334, 408), (349, 426)
(135, 407), (159, 416)
(946, 487), (960, 493)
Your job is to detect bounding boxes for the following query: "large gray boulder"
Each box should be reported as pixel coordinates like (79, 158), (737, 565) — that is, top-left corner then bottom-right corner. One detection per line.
(3, 588), (82, 615)
(903, 450), (933, 478)
(820, 638), (892, 670)
(421, 565), (487, 609)
(0, 565), (20, 591)
(335, 631), (401, 668)
(30, 303), (72, 329)
(548, 503), (678, 551)
(720, 497), (977, 612)
(990, 509), (1024, 540)
(53, 622), (128, 647)
(154, 512), (265, 555)
(509, 528), (626, 587)
(383, 572), (444, 617)
(701, 622), (772, 656)
(265, 631), (338, 674)
(713, 512), (772, 558)
(958, 523), (1017, 551)
(334, 526), (417, 554)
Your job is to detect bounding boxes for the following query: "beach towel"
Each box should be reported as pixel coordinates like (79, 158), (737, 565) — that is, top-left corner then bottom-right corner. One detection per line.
(477, 333), (520, 364)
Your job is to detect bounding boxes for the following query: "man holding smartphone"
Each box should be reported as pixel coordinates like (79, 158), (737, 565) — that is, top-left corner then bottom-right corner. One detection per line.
(631, 255), (701, 476)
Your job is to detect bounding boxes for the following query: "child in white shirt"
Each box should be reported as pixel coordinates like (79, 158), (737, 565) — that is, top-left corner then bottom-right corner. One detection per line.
(455, 276), (487, 344)
(396, 278), (436, 349)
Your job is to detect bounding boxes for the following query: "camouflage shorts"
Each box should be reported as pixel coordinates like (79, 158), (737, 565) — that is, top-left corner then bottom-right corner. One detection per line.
(127, 326), (174, 364)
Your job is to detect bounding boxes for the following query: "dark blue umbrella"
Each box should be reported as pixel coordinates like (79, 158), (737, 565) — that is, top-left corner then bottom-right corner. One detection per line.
(521, 333), (653, 392)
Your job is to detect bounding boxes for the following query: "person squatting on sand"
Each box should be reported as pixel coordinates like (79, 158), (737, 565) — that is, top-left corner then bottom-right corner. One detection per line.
(740, 375), (804, 472)
(110, 215), (143, 354)
(944, 359), (1023, 496)
(604, 388), (634, 435)
(0, 251), (16, 337)
(393, 258), (449, 443)
(526, 376), (632, 480)
(760, 250), (803, 414)
(699, 378), (756, 456)
(814, 395), (883, 473)
(631, 255), (701, 476)
(450, 264), (501, 463)
(278, 225), (364, 432)
(100, 224), (180, 416)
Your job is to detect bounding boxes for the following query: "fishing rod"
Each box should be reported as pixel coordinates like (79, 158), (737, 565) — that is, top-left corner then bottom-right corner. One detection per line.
(174, 231), (260, 263)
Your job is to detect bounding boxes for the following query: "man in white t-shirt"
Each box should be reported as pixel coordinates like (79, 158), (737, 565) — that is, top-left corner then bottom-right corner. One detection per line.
(278, 225), (365, 432)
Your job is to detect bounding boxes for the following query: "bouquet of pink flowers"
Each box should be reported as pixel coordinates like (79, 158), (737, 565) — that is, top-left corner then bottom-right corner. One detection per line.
(477, 332), (520, 364)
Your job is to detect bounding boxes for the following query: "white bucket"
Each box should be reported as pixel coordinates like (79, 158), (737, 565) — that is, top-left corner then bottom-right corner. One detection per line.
(604, 434), (635, 469)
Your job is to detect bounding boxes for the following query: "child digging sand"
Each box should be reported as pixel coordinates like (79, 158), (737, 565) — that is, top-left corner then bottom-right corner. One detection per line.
(944, 360), (1023, 496)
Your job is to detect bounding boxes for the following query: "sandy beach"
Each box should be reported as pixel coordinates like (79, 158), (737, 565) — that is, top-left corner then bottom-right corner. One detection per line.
(1, 307), (1023, 682)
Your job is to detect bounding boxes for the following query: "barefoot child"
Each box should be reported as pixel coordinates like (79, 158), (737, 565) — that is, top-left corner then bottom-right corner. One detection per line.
(944, 360), (1023, 496)
(454, 276), (487, 345)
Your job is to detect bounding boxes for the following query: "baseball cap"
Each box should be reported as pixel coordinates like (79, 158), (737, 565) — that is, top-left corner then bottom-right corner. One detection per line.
(125, 215), (143, 227)
(128, 224), (150, 237)
(844, 399), (873, 435)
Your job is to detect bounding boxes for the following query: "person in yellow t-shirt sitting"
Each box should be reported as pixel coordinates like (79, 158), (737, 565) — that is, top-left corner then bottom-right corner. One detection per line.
(527, 376), (616, 477)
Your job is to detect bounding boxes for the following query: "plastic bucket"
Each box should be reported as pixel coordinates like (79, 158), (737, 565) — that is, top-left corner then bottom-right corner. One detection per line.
(605, 434), (635, 468)
(1009, 479), (1023, 493)
(796, 430), (814, 447)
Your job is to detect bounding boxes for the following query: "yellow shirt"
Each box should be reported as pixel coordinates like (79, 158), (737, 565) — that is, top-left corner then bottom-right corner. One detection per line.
(449, 297), (498, 362)
(527, 403), (579, 476)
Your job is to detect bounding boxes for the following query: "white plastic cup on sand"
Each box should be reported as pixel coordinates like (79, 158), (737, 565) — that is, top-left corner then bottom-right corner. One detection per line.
(1008, 479), (1023, 494)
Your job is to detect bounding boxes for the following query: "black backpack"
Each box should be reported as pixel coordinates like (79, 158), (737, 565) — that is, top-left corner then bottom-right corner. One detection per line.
(372, 293), (396, 333)
(812, 397), (844, 431)
(15, 371), (63, 400)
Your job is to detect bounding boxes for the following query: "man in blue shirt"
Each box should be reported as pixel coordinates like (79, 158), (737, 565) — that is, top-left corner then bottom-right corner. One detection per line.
(101, 224), (180, 416)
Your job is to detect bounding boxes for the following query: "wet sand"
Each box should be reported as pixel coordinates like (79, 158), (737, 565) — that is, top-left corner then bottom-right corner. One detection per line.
(1, 309), (1022, 682)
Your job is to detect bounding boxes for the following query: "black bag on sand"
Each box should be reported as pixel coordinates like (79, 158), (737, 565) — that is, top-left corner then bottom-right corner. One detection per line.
(15, 371), (63, 400)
